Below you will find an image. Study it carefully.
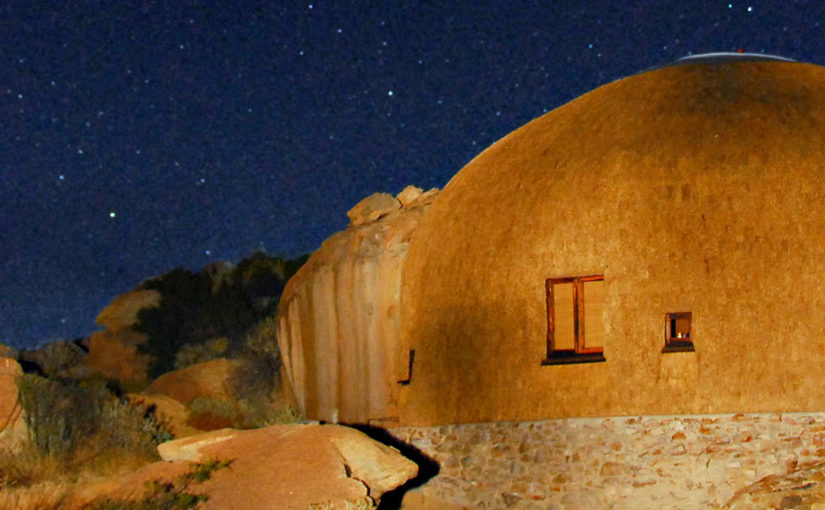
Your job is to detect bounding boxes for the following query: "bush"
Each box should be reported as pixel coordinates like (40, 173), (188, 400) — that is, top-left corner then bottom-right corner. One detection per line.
(229, 316), (281, 402)
(0, 442), (62, 488)
(14, 374), (168, 467)
(87, 460), (231, 510)
(186, 396), (300, 430)
(136, 252), (307, 378)
(173, 338), (229, 370)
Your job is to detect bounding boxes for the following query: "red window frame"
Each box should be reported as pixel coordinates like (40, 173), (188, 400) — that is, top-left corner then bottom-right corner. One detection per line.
(543, 275), (606, 365)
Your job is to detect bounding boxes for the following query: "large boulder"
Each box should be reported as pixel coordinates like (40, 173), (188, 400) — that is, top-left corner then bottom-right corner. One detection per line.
(0, 342), (17, 359)
(347, 192), (401, 227)
(156, 424), (418, 509)
(142, 358), (244, 431)
(143, 358), (239, 405)
(96, 288), (161, 332)
(277, 186), (438, 425)
(85, 329), (152, 390)
(0, 358), (26, 452)
(18, 340), (88, 378)
(83, 288), (162, 390)
(126, 394), (202, 439)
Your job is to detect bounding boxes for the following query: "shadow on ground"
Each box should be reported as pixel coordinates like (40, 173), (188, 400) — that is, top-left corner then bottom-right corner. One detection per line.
(347, 423), (440, 510)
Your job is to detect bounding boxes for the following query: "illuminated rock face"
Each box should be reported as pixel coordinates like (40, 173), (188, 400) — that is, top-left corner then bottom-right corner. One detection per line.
(277, 187), (437, 424)
(0, 358), (26, 453)
(85, 288), (160, 390)
(399, 60), (825, 426)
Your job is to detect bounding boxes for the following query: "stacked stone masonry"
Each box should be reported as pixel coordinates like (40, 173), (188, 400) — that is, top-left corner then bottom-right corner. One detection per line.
(391, 412), (825, 509)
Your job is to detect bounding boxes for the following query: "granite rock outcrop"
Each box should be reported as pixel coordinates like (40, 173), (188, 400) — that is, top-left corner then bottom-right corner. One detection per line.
(0, 357), (26, 452)
(277, 186), (438, 425)
(18, 339), (88, 378)
(85, 288), (160, 389)
(144, 358), (239, 405)
(154, 423), (418, 509)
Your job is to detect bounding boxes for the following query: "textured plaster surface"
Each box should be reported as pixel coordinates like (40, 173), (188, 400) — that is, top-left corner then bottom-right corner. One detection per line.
(400, 61), (825, 425)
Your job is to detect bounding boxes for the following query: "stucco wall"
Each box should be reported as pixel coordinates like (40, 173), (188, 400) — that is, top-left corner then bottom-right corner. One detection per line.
(392, 412), (825, 509)
(399, 62), (825, 425)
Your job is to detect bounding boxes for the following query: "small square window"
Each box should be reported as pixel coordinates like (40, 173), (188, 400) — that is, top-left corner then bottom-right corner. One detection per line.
(663, 312), (694, 353)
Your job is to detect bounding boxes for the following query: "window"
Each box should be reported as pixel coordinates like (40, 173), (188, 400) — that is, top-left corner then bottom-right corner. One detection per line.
(543, 275), (606, 365)
(663, 312), (694, 352)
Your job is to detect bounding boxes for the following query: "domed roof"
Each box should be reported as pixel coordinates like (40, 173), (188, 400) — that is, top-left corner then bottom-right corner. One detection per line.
(399, 60), (825, 426)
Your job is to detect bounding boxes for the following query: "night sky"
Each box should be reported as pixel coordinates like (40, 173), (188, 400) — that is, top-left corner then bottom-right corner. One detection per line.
(2, 1), (822, 349)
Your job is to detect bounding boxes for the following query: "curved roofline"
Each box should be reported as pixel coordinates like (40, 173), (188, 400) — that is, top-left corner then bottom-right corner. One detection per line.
(640, 52), (797, 74)
(674, 52), (796, 64)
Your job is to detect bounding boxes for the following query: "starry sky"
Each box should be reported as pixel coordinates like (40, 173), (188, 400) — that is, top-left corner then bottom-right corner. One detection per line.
(2, 1), (822, 349)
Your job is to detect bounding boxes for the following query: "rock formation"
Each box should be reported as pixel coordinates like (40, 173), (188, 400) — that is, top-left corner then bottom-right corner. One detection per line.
(143, 357), (239, 404)
(0, 357), (26, 452)
(155, 423), (418, 509)
(0, 342), (17, 359)
(127, 393), (202, 438)
(95, 288), (161, 332)
(277, 185), (438, 425)
(346, 192), (401, 226)
(85, 288), (160, 389)
(18, 339), (88, 378)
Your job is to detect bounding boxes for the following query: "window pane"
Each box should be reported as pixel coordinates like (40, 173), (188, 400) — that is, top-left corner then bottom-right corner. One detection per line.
(552, 282), (575, 350)
(674, 316), (691, 338)
(582, 279), (605, 350)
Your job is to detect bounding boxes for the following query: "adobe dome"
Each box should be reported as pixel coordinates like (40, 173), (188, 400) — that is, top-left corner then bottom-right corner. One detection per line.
(399, 59), (825, 426)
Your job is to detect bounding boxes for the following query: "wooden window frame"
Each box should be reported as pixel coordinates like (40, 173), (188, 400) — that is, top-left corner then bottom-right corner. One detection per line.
(662, 312), (695, 353)
(542, 275), (606, 365)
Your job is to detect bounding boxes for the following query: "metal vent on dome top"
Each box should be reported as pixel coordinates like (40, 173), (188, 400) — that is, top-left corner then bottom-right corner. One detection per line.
(671, 52), (795, 65)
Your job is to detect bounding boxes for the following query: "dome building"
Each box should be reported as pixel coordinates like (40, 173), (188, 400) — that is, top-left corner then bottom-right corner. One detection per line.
(398, 54), (825, 426)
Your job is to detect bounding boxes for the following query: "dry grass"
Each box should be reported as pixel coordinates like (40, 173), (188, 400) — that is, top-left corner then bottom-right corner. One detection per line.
(0, 441), (161, 510)
(1, 373), (171, 509)
(0, 480), (73, 510)
(186, 395), (301, 430)
(0, 442), (63, 488)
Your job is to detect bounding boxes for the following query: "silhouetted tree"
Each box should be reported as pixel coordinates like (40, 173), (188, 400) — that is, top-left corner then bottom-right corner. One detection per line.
(135, 252), (307, 378)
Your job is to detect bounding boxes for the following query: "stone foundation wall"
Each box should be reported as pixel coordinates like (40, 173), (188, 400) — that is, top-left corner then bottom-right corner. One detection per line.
(391, 412), (825, 509)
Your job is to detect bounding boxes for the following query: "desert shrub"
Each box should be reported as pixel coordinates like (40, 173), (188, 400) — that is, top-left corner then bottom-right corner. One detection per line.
(240, 401), (301, 428)
(16, 374), (104, 462)
(229, 316), (282, 402)
(15, 374), (168, 467)
(173, 337), (229, 370)
(0, 479), (72, 510)
(136, 252), (307, 378)
(186, 396), (238, 430)
(0, 442), (62, 488)
(136, 268), (236, 378)
(88, 460), (231, 510)
(186, 396), (300, 430)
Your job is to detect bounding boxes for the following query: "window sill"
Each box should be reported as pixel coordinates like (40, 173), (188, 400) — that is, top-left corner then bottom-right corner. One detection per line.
(662, 342), (695, 353)
(542, 352), (606, 365)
